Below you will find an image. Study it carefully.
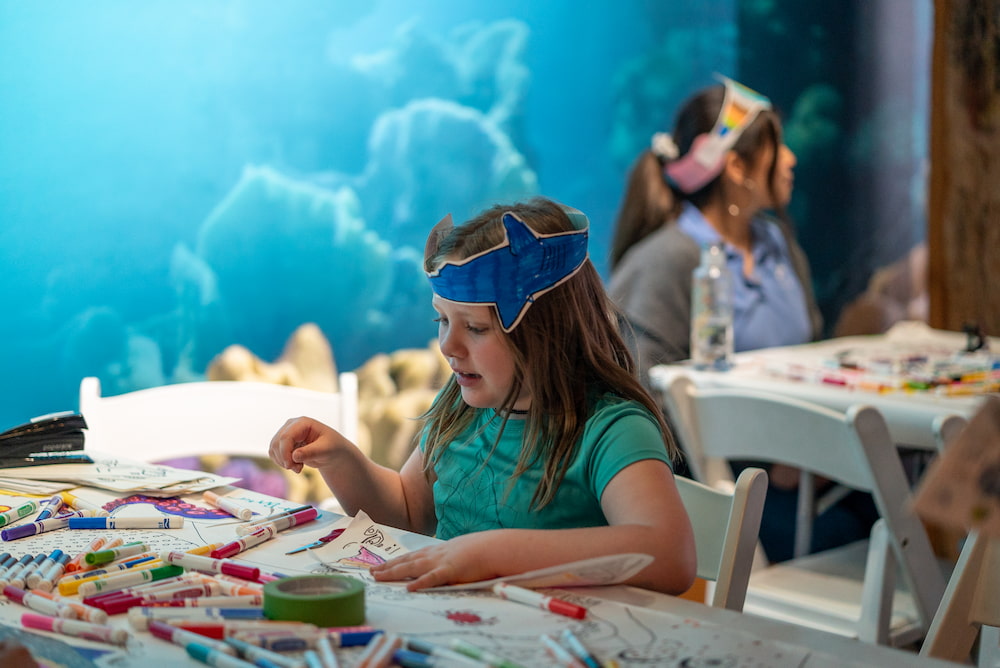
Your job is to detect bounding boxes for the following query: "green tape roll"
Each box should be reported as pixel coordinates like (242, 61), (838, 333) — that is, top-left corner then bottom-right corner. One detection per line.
(263, 575), (365, 627)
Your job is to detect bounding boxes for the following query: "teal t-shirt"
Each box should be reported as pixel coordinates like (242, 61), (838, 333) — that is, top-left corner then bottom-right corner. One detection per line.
(424, 394), (670, 540)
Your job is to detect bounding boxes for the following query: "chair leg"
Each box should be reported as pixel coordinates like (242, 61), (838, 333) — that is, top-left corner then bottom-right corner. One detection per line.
(794, 470), (814, 559)
(858, 520), (895, 645)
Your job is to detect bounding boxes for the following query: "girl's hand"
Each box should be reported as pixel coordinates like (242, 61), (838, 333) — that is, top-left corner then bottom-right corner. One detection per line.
(268, 416), (343, 474)
(370, 533), (502, 591)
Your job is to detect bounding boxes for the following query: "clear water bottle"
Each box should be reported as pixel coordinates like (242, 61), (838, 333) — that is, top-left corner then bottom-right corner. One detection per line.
(690, 243), (734, 370)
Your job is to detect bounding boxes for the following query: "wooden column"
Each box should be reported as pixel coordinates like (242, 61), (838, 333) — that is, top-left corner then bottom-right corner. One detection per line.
(928, 0), (1000, 335)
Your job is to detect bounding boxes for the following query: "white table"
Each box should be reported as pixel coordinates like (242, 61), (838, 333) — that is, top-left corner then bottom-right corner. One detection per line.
(0, 477), (959, 667)
(649, 321), (996, 450)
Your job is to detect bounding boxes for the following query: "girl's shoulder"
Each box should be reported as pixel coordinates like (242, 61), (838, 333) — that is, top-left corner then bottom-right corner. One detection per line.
(587, 392), (661, 428)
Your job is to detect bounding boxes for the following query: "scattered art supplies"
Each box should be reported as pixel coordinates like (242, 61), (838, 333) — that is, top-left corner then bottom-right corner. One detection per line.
(0, 412), (92, 468)
(0, 454), (239, 497)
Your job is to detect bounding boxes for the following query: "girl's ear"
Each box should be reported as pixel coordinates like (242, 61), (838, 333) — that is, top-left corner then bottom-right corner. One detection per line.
(721, 150), (751, 188)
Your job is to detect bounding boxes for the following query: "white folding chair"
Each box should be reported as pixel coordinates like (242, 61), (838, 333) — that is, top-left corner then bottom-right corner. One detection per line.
(78, 373), (359, 463)
(674, 467), (767, 611)
(920, 531), (1000, 666)
(664, 376), (946, 647)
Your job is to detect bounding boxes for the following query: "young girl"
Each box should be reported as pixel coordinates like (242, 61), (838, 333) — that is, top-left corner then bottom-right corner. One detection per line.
(268, 197), (696, 594)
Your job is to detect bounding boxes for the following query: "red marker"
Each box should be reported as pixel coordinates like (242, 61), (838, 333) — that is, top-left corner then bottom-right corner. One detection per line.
(492, 582), (587, 619)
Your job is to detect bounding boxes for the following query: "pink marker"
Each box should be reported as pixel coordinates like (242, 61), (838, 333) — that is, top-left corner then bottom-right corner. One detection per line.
(21, 612), (129, 645)
(148, 619), (238, 655)
(236, 507), (318, 536)
(3, 584), (74, 618)
(161, 551), (260, 581)
(210, 526), (276, 560)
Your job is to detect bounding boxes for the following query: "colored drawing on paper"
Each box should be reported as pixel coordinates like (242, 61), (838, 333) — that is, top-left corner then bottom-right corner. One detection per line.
(339, 545), (386, 569)
(103, 494), (229, 519)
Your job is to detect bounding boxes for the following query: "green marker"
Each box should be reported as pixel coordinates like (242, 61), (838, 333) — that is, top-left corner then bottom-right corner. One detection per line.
(84, 541), (149, 566)
(0, 500), (39, 528)
(449, 637), (528, 668)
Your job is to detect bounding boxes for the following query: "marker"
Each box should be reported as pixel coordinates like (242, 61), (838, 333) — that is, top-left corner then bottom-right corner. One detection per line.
(21, 549), (63, 587)
(3, 584), (75, 618)
(315, 634), (340, 668)
(171, 620), (314, 641)
(0, 500), (39, 528)
(448, 638), (527, 668)
(161, 551), (261, 581)
(149, 620), (238, 656)
(27, 550), (67, 589)
(203, 490), (256, 521)
(4, 553), (47, 588)
(1, 515), (74, 541)
(27, 588), (109, 624)
(146, 594), (263, 609)
(35, 494), (65, 520)
(60, 490), (109, 515)
(86, 541), (150, 565)
(560, 629), (601, 668)
(186, 639), (259, 668)
(239, 505), (314, 534)
(540, 634), (585, 668)
(77, 563), (183, 596)
(394, 648), (468, 668)
(65, 536), (109, 573)
(188, 543), (226, 556)
(244, 507), (319, 535)
(32, 552), (72, 593)
(0, 554), (36, 587)
(405, 638), (491, 667)
(224, 636), (306, 668)
(354, 632), (398, 668)
(492, 582), (587, 619)
(69, 516), (183, 529)
(127, 606), (268, 630)
(21, 611), (129, 645)
(210, 525), (276, 560)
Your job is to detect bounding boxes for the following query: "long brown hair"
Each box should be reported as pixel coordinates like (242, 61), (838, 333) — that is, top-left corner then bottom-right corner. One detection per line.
(422, 197), (678, 509)
(609, 84), (788, 270)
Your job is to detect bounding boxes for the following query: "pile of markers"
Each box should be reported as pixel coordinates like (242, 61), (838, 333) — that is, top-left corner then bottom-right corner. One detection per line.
(0, 489), (620, 667)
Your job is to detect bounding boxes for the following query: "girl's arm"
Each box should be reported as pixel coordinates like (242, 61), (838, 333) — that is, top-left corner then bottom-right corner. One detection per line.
(371, 459), (697, 595)
(268, 417), (436, 534)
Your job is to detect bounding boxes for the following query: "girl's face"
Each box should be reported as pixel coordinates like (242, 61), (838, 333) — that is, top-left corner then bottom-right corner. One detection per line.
(432, 296), (529, 411)
(751, 141), (796, 209)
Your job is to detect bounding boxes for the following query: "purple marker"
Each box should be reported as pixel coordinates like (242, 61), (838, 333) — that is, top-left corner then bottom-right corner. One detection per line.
(1, 516), (73, 541)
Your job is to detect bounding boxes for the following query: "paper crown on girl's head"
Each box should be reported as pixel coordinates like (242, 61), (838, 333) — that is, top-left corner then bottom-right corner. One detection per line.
(425, 207), (590, 332)
(660, 75), (772, 194)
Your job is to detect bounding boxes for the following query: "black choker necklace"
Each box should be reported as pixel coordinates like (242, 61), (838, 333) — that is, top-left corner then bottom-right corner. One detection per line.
(496, 407), (529, 416)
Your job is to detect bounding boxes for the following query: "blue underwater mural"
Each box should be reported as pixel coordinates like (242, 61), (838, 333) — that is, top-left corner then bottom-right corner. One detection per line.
(0, 1), (929, 430)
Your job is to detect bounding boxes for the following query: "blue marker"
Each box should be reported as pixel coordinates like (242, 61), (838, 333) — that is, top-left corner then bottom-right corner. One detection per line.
(69, 516), (183, 529)
(35, 494), (65, 520)
(186, 640), (258, 668)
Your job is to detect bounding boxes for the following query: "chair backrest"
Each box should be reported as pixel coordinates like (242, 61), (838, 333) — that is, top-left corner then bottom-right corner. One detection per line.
(78, 374), (359, 463)
(675, 467), (767, 611)
(920, 531), (1000, 664)
(932, 413), (968, 453)
(666, 375), (946, 629)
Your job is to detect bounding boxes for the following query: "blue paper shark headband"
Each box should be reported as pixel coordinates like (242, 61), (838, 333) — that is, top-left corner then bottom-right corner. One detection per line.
(425, 207), (590, 332)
